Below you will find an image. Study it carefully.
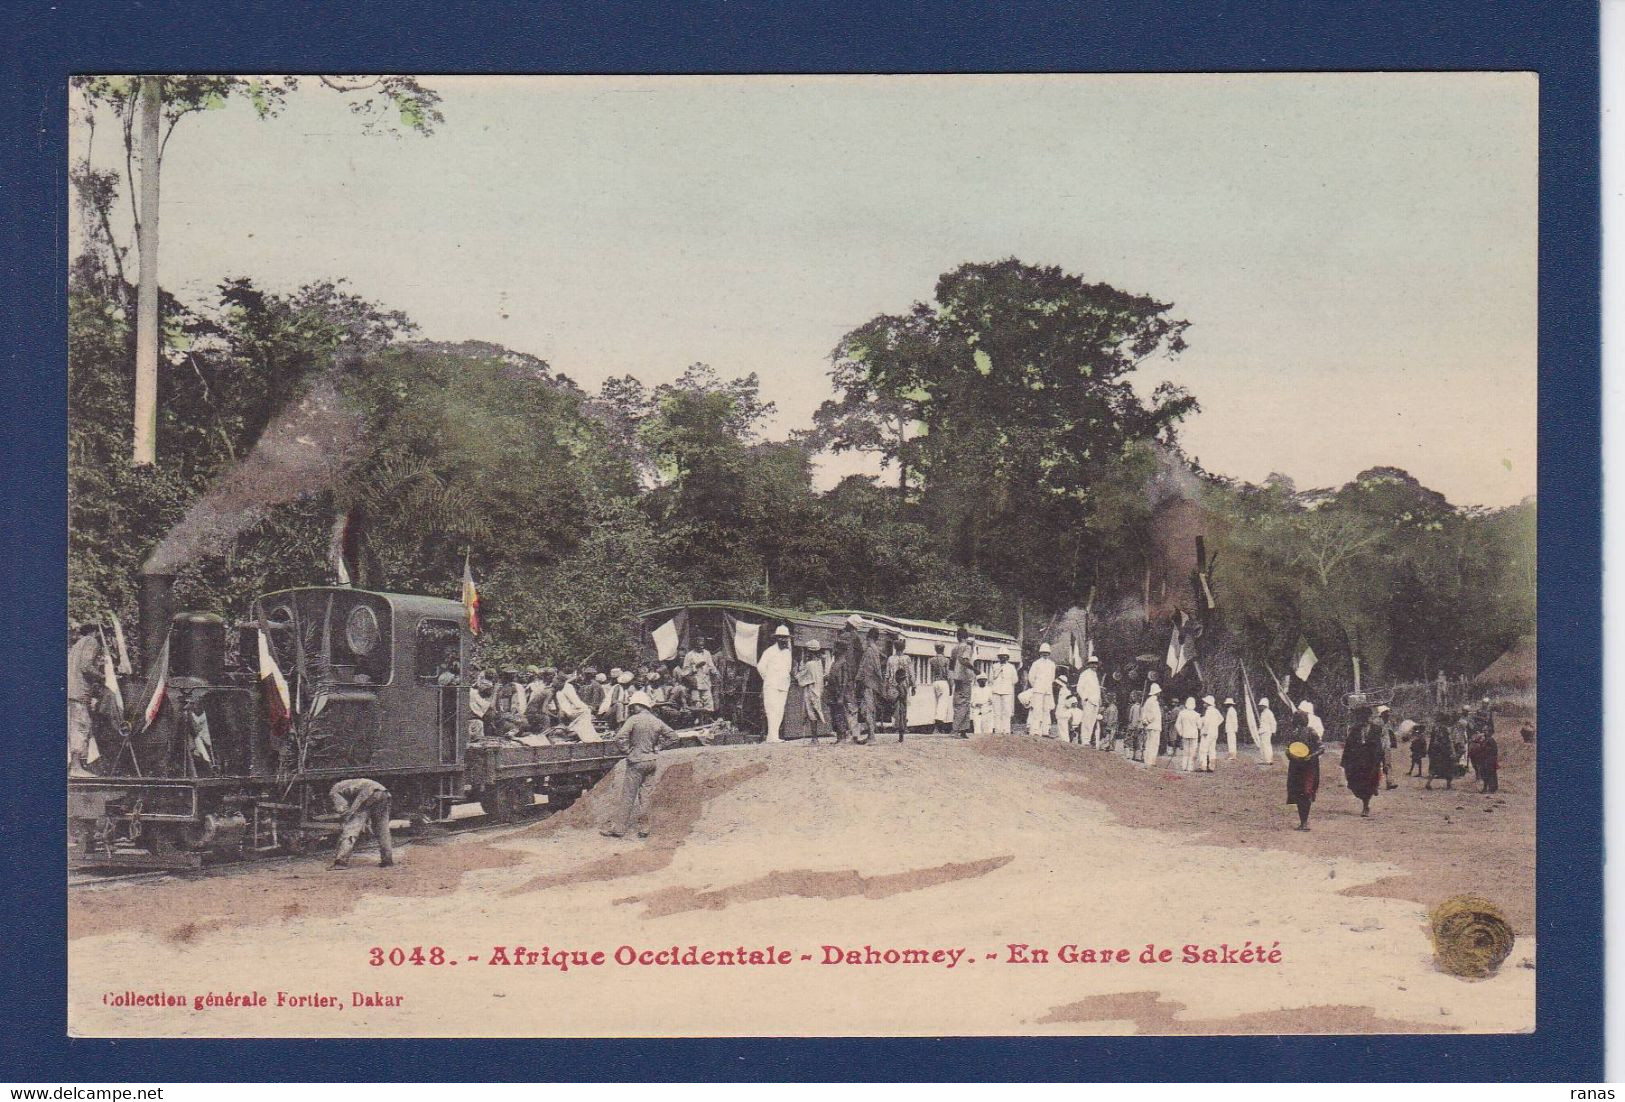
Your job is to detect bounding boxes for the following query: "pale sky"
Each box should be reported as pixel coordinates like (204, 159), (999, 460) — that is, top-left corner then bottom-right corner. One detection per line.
(74, 73), (1538, 507)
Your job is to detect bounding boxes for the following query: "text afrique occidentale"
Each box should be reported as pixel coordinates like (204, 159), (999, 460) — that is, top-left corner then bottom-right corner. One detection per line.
(384, 940), (1285, 973)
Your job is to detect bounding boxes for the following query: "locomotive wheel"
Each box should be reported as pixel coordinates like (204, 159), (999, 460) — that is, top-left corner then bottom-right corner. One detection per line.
(480, 779), (534, 823)
(139, 823), (184, 857)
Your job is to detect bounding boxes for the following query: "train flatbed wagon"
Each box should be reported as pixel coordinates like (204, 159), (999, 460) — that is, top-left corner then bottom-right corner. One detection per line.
(68, 584), (629, 868)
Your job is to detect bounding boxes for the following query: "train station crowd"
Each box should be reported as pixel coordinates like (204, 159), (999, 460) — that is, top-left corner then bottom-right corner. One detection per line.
(457, 620), (1527, 839)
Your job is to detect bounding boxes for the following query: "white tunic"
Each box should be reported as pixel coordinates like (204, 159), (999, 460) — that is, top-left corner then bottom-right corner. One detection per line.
(1075, 667), (1101, 704)
(756, 643), (793, 692)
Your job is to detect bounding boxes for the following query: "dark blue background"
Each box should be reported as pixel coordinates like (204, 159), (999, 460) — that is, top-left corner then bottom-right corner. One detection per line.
(0, 0), (1600, 1082)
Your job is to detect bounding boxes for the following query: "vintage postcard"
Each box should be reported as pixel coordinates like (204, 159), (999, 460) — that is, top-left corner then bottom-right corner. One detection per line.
(65, 72), (1537, 1038)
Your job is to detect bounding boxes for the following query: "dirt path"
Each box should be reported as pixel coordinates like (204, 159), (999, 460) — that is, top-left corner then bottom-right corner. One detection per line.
(68, 730), (1534, 1038)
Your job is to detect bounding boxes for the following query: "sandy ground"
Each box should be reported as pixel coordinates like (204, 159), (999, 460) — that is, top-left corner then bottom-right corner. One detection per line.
(68, 721), (1534, 1038)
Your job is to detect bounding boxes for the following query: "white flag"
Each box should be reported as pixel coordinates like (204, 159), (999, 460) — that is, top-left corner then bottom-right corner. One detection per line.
(1293, 641), (1318, 681)
(651, 616), (682, 661)
(730, 616), (761, 669)
(1243, 668), (1272, 764)
(109, 613), (132, 675)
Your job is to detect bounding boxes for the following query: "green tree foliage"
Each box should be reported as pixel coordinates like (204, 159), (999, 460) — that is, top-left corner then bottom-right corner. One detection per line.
(828, 259), (1198, 602)
(68, 254), (1535, 695)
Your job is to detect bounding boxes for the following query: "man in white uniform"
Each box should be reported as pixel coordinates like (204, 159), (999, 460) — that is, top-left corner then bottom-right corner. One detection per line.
(969, 672), (993, 736)
(989, 651), (1018, 735)
(1076, 655), (1103, 750)
(553, 671), (599, 742)
(1141, 683), (1164, 765)
(1256, 696), (1277, 762)
(1054, 679), (1077, 743)
(1223, 696), (1240, 759)
(1197, 694), (1222, 772)
(757, 625), (794, 742)
(1025, 643), (1056, 738)
(1175, 696), (1202, 770)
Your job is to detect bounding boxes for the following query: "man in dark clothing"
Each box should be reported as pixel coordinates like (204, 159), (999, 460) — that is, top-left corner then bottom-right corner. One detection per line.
(949, 626), (975, 739)
(329, 778), (394, 869)
(883, 634), (915, 742)
(1426, 713), (1457, 790)
(601, 692), (676, 839)
(856, 629), (886, 745)
(1476, 730), (1500, 793)
(1340, 707), (1385, 817)
(826, 635), (857, 744)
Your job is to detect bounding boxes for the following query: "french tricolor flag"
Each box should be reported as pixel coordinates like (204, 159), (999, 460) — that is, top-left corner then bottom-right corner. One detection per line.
(257, 609), (292, 742)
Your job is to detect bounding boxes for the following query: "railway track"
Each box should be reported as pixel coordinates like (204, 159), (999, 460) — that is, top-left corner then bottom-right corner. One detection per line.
(67, 799), (569, 890)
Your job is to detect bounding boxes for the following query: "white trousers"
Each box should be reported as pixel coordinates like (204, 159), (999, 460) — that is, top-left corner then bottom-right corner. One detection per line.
(1226, 725), (1238, 758)
(992, 694), (1014, 735)
(1180, 736), (1199, 771)
(1028, 693), (1053, 737)
(1078, 700), (1101, 747)
(1197, 732), (1218, 770)
(971, 707), (990, 735)
(763, 686), (789, 741)
(1146, 723), (1162, 766)
(933, 680), (953, 723)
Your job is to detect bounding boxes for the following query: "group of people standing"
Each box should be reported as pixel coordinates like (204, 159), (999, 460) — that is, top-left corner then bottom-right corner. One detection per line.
(792, 618), (981, 744)
(1289, 697), (1504, 831)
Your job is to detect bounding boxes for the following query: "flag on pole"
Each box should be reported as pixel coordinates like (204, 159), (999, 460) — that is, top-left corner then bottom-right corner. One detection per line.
(189, 706), (213, 764)
(1070, 633), (1084, 669)
(1165, 625), (1187, 676)
(462, 552), (481, 635)
(328, 509), (354, 586)
(728, 614), (761, 669)
(1293, 638), (1318, 681)
(137, 633), (170, 733)
(1265, 661), (1295, 711)
(257, 607), (292, 744)
(109, 613), (132, 676)
(651, 611), (686, 662)
(1243, 667), (1272, 763)
(95, 625), (124, 716)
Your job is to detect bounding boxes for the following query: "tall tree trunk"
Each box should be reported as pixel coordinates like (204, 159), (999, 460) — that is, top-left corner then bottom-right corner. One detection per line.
(132, 77), (161, 466)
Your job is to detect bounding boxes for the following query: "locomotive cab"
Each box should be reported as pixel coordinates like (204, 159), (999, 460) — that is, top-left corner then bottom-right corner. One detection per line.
(256, 587), (466, 774)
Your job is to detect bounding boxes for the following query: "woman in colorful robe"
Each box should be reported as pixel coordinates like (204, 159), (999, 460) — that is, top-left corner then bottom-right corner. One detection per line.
(1286, 704), (1323, 831)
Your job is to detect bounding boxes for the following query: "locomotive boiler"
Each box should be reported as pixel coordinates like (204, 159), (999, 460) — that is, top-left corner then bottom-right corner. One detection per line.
(68, 584), (625, 867)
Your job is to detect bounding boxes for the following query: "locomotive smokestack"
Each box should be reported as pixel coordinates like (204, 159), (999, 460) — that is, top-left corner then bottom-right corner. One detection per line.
(138, 571), (175, 675)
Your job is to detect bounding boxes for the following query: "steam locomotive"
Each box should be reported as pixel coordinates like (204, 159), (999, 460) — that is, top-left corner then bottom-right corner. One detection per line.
(68, 581), (625, 868)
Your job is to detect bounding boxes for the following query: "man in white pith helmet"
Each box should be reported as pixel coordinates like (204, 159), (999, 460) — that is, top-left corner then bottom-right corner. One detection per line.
(1175, 696), (1202, 770)
(601, 692), (676, 840)
(1025, 643), (1057, 738)
(1197, 694), (1222, 772)
(988, 649), (1018, 735)
(1076, 654), (1103, 750)
(1141, 683), (1164, 765)
(1256, 695), (1277, 763)
(757, 624), (794, 742)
